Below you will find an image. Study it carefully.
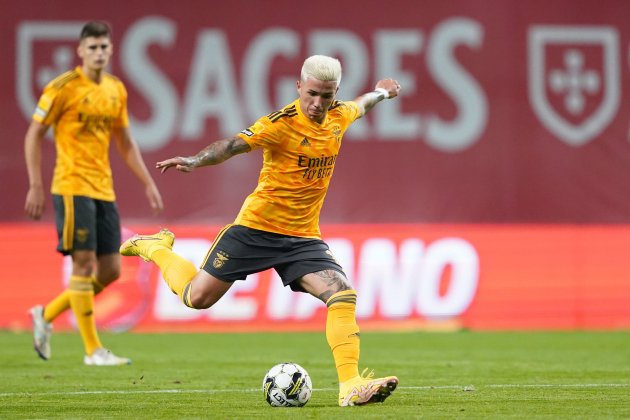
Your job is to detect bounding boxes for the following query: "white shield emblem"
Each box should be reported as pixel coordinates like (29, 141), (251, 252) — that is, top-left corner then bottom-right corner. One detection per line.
(16, 21), (83, 121)
(528, 25), (619, 146)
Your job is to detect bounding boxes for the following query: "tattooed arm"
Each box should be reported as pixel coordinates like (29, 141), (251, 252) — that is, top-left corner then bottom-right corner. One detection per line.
(156, 136), (252, 173)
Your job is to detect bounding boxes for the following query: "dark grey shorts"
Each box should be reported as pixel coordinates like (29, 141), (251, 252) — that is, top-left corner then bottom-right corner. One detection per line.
(201, 224), (346, 290)
(53, 194), (121, 256)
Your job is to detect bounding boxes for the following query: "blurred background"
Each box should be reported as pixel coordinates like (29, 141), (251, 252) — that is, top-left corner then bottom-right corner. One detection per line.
(1, 0), (629, 333)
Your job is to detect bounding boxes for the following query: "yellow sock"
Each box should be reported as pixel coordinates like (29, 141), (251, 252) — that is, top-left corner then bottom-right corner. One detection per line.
(326, 290), (361, 383)
(43, 278), (107, 322)
(151, 249), (198, 307)
(68, 275), (102, 355)
(43, 291), (71, 323)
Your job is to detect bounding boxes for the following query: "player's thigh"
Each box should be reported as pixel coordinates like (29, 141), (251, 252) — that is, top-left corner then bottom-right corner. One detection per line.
(189, 269), (234, 309)
(95, 199), (121, 255)
(53, 195), (98, 255)
(297, 270), (352, 303)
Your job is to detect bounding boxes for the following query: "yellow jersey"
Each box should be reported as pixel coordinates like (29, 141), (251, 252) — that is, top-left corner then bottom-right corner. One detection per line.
(33, 66), (129, 201)
(235, 99), (361, 238)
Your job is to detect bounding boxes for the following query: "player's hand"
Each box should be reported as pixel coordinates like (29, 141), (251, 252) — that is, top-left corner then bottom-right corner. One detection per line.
(156, 156), (197, 174)
(145, 184), (164, 215)
(24, 185), (45, 220)
(375, 78), (401, 99)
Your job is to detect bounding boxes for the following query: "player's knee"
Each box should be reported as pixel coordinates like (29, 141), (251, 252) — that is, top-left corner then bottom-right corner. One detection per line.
(189, 287), (217, 309)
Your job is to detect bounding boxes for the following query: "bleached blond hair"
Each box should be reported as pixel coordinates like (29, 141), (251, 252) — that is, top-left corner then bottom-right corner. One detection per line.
(300, 55), (342, 85)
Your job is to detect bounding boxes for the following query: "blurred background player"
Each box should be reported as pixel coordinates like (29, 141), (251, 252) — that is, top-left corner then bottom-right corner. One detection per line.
(24, 21), (164, 365)
(121, 55), (400, 405)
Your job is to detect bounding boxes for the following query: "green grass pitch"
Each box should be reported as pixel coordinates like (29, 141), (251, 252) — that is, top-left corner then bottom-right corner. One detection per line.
(1, 330), (629, 419)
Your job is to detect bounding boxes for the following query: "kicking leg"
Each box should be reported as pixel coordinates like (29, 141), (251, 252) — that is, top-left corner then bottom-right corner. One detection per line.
(296, 270), (398, 406)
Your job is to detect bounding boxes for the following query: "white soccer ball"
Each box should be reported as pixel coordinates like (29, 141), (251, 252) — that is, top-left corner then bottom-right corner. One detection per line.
(262, 362), (312, 407)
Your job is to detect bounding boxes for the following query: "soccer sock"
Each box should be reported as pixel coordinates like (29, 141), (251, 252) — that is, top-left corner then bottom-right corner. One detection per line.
(151, 248), (198, 307)
(43, 278), (107, 322)
(326, 290), (361, 384)
(68, 275), (102, 355)
(43, 290), (71, 323)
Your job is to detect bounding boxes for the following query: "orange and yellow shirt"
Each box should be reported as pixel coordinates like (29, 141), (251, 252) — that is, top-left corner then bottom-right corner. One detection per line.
(236, 99), (361, 238)
(33, 66), (129, 201)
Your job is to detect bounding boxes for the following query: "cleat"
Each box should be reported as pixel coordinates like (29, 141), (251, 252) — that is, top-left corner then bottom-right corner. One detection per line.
(29, 305), (52, 361)
(338, 368), (398, 407)
(84, 348), (131, 366)
(119, 228), (174, 262)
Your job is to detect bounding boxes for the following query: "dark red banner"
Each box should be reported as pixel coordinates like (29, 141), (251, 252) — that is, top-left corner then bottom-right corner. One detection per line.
(2, 1), (630, 224)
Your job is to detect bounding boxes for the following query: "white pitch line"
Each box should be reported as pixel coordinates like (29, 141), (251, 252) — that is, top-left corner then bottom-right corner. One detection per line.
(0, 383), (628, 398)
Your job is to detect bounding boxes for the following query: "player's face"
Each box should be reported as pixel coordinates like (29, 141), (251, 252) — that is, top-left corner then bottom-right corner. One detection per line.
(297, 77), (339, 123)
(77, 36), (113, 72)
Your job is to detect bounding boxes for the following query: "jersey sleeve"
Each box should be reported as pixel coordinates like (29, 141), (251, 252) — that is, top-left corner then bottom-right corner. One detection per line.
(343, 100), (362, 124)
(237, 116), (279, 150)
(32, 83), (64, 125)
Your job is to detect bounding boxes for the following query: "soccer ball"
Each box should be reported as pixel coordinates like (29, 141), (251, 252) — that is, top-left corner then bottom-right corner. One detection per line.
(262, 362), (312, 407)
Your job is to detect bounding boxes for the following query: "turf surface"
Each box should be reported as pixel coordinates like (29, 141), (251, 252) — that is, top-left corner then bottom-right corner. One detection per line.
(1, 331), (629, 419)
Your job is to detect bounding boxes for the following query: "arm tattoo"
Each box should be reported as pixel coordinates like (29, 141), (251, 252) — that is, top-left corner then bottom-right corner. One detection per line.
(194, 136), (250, 167)
(315, 270), (351, 303)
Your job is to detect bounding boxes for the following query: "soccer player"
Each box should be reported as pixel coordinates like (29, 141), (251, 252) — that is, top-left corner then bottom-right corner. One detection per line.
(24, 21), (164, 366)
(120, 55), (400, 405)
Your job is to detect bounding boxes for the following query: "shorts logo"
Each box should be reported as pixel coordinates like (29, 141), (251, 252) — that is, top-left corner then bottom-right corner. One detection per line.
(213, 251), (229, 269)
(76, 228), (89, 244)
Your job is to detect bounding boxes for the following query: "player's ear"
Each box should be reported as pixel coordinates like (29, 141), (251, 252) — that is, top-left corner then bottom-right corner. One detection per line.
(296, 80), (301, 92)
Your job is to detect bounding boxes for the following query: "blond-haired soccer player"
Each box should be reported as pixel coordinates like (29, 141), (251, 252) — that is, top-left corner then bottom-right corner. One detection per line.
(24, 21), (164, 365)
(121, 55), (400, 404)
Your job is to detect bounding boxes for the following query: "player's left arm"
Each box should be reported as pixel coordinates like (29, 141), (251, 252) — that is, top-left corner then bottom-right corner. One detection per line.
(112, 126), (164, 215)
(353, 78), (401, 117)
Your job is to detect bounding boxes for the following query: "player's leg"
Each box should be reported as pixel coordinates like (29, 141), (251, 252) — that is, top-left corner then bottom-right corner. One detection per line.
(120, 229), (198, 304)
(295, 266), (398, 406)
(31, 228), (121, 361)
(37, 257), (115, 326)
(297, 270), (360, 379)
(30, 195), (98, 361)
(94, 253), (120, 291)
(69, 249), (104, 358)
(121, 225), (245, 309)
(120, 230), (232, 308)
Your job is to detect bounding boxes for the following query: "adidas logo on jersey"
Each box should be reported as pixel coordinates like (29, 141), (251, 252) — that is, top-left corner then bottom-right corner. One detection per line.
(300, 138), (311, 147)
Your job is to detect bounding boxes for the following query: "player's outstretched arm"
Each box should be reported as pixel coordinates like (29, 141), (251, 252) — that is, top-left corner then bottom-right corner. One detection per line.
(156, 136), (251, 174)
(353, 78), (401, 117)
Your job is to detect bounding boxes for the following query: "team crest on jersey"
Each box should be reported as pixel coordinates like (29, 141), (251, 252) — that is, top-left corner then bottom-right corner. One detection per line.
(213, 251), (230, 269)
(76, 228), (89, 244)
(332, 126), (341, 143)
